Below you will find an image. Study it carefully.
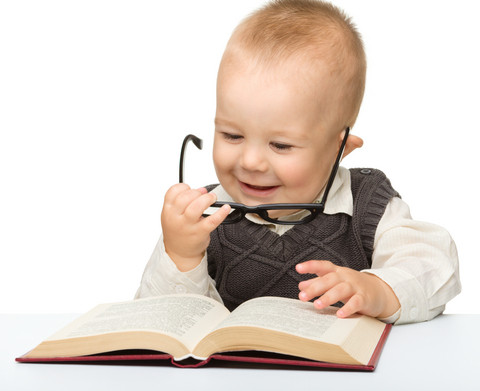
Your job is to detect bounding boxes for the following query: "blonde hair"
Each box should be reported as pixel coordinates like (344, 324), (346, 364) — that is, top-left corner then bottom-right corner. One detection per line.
(223, 0), (366, 128)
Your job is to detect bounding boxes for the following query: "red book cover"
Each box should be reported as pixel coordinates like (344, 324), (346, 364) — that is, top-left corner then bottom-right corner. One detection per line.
(16, 323), (391, 371)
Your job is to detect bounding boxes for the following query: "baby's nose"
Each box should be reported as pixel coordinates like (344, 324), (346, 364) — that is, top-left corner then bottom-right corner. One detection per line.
(239, 146), (269, 172)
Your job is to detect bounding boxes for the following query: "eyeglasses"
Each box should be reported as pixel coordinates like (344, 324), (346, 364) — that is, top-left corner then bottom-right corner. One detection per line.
(179, 127), (350, 225)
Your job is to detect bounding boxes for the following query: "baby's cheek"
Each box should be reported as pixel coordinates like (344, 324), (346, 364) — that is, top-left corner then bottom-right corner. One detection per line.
(279, 162), (329, 200)
(280, 166), (313, 192)
(213, 148), (235, 176)
(282, 167), (307, 186)
(279, 159), (315, 185)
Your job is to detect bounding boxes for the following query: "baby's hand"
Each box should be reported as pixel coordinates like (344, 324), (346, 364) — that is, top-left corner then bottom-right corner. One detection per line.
(296, 260), (400, 319)
(161, 184), (230, 272)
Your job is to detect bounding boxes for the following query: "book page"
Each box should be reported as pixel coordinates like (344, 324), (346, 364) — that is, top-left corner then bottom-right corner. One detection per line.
(47, 294), (230, 351)
(214, 296), (340, 341)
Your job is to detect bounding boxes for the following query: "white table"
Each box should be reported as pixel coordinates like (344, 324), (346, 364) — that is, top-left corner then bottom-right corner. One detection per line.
(1, 314), (479, 391)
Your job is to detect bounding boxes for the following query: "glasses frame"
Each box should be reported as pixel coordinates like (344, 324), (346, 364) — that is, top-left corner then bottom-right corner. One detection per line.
(179, 134), (203, 184)
(178, 127), (350, 225)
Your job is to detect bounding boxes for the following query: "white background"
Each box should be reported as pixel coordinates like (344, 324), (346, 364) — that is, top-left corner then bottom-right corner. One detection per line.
(1, 0), (478, 314)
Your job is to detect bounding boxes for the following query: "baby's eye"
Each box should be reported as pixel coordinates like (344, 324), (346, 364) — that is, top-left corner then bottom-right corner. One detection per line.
(222, 132), (243, 141)
(271, 142), (293, 151)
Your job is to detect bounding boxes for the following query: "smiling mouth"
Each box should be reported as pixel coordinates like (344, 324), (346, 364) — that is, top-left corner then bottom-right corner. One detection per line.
(239, 181), (279, 196)
(247, 184), (276, 190)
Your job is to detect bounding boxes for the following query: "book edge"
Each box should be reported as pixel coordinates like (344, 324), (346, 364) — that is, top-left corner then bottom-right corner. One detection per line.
(15, 343), (383, 371)
(366, 323), (392, 368)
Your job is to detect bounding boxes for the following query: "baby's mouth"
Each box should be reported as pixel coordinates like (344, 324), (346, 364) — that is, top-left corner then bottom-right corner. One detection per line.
(239, 181), (279, 197)
(246, 184), (276, 190)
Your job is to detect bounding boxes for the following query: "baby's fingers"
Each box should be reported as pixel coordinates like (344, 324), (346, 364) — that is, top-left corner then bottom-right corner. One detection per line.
(202, 204), (231, 232)
(335, 294), (366, 318)
(164, 183), (191, 204)
(296, 260), (338, 276)
(298, 272), (340, 302)
(164, 184), (208, 215)
(313, 282), (354, 310)
(298, 278), (316, 291)
(184, 192), (217, 221)
(173, 187), (210, 214)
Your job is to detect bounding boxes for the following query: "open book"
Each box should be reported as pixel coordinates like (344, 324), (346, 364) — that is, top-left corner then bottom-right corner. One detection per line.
(17, 294), (391, 370)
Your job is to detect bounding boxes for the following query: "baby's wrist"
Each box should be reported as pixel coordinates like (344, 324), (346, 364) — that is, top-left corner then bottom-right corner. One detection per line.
(165, 248), (204, 272)
(369, 273), (400, 318)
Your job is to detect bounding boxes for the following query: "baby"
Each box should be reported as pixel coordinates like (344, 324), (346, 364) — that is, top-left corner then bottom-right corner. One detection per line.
(136, 0), (460, 324)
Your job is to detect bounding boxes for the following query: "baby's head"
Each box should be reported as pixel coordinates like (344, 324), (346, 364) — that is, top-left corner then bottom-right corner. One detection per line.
(213, 0), (366, 208)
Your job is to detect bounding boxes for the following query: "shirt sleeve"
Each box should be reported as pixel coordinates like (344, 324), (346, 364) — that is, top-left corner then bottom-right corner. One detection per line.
(364, 197), (461, 324)
(134, 235), (223, 304)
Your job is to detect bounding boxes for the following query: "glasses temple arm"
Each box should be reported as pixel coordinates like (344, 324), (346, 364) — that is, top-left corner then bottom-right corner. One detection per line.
(179, 134), (203, 183)
(319, 127), (350, 206)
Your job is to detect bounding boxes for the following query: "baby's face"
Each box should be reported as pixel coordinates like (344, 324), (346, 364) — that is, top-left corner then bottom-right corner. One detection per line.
(213, 55), (343, 212)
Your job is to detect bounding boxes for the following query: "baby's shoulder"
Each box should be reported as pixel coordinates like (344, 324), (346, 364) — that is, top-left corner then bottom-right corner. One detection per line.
(349, 168), (396, 190)
(348, 167), (388, 181)
(349, 167), (400, 206)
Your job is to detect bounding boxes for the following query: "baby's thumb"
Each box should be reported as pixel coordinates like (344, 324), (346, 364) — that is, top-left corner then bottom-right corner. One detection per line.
(203, 204), (231, 232)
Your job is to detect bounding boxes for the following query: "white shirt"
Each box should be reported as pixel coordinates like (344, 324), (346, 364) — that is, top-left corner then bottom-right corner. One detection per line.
(135, 167), (461, 324)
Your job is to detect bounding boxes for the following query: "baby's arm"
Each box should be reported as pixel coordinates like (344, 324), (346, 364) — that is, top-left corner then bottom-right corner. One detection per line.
(298, 197), (461, 323)
(134, 234), (222, 302)
(161, 183), (230, 272)
(135, 183), (228, 300)
(362, 197), (460, 324)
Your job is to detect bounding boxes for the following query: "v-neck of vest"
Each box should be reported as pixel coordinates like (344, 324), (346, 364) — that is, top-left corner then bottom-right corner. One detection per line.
(232, 213), (347, 258)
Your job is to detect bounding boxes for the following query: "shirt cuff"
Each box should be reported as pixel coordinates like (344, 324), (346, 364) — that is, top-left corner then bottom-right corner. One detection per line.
(377, 309), (401, 324)
(160, 241), (212, 295)
(362, 267), (429, 324)
(135, 237), (214, 298)
(182, 254), (209, 284)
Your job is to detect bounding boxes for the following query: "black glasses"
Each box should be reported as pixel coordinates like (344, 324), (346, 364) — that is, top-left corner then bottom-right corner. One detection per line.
(179, 128), (350, 225)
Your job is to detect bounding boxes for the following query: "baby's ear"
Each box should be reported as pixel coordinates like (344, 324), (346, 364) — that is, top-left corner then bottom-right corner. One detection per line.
(342, 134), (363, 158)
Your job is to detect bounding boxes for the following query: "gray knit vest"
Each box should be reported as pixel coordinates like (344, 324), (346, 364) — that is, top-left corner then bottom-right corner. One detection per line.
(206, 168), (399, 311)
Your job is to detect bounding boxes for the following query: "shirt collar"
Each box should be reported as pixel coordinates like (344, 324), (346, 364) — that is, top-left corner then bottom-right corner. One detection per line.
(209, 166), (353, 224)
(321, 166), (353, 216)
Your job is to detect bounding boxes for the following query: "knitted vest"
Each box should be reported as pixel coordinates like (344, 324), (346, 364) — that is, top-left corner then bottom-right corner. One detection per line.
(207, 168), (399, 311)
